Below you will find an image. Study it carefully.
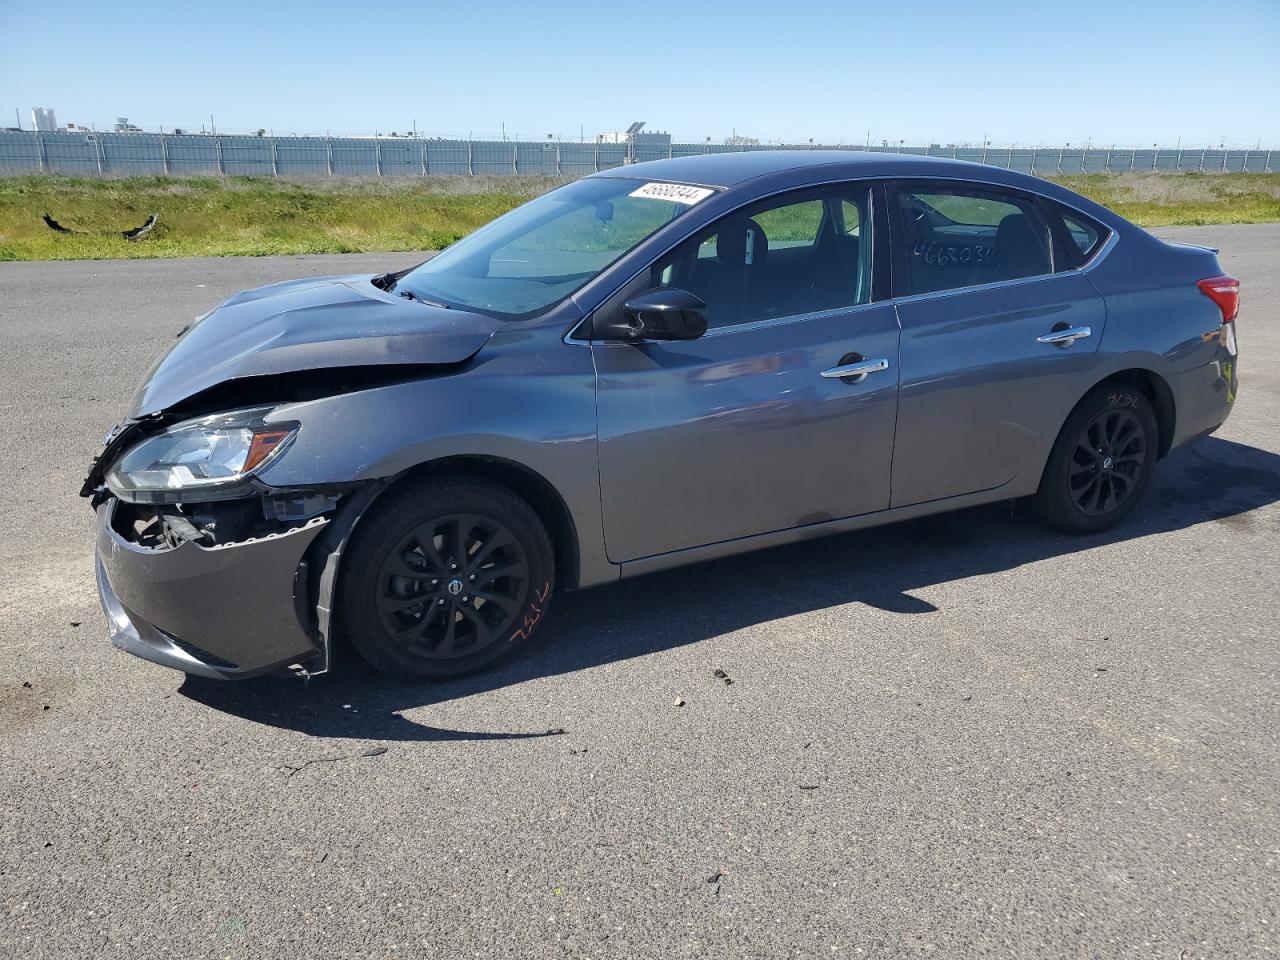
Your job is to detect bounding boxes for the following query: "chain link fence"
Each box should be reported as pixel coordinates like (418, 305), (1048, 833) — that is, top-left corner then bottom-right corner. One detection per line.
(0, 130), (1273, 178)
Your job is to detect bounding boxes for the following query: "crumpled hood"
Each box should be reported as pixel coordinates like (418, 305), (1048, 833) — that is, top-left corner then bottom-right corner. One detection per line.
(124, 274), (502, 417)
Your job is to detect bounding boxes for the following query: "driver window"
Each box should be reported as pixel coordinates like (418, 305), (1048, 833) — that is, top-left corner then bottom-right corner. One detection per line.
(651, 187), (872, 329)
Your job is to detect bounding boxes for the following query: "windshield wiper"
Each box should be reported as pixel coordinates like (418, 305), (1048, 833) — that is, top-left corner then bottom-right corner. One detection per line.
(398, 289), (450, 309)
(371, 266), (415, 293)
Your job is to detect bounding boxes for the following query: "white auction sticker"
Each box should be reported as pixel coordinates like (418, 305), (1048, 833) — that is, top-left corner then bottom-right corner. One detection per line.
(629, 182), (715, 205)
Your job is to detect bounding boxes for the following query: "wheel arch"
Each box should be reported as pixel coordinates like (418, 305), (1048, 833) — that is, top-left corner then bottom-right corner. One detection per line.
(385, 455), (582, 590)
(1086, 367), (1176, 459)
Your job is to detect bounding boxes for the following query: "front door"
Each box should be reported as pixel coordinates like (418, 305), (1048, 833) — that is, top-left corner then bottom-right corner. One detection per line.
(888, 180), (1108, 506)
(591, 183), (902, 562)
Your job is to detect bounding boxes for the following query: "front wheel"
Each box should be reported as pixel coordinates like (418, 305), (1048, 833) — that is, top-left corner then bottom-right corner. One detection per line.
(1034, 382), (1158, 534)
(335, 477), (556, 679)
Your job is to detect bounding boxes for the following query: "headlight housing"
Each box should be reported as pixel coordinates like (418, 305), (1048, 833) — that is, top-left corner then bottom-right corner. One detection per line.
(105, 407), (298, 503)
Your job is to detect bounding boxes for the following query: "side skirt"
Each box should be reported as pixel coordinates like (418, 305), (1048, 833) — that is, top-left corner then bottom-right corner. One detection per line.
(618, 479), (1031, 580)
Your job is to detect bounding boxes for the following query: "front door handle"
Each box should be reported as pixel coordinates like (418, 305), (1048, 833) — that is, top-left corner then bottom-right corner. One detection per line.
(1037, 325), (1092, 347)
(820, 357), (890, 383)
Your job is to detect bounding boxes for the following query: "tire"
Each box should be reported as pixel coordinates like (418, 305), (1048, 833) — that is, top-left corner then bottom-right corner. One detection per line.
(335, 476), (556, 679)
(1033, 382), (1159, 534)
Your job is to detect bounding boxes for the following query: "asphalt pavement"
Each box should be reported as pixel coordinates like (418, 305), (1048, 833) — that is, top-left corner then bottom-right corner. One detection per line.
(1, 226), (1277, 958)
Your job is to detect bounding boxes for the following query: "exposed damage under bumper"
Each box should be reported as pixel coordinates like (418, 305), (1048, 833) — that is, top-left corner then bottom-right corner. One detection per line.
(93, 481), (383, 679)
(95, 498), (329, 678)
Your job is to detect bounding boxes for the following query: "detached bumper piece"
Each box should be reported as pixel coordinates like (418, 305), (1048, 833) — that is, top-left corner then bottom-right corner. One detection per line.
(95, 501), (328, 679)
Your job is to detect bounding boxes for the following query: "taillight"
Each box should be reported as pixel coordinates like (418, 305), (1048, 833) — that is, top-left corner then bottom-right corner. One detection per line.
(1198, 275), (1239, 324)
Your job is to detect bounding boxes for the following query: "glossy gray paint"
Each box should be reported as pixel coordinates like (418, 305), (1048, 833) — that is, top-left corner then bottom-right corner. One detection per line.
(89, 151), (1237, 676)
(890, 270), (1108, 506)
(96, 502), (327, 677)
(592, 302), (901, 561)
(125, 274), (499, 418)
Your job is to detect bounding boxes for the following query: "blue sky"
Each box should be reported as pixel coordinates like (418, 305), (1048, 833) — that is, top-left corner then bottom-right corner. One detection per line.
(2, 0), (1277, 146)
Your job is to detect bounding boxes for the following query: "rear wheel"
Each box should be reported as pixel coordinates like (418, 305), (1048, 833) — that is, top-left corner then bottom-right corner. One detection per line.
(336, 477), (555, 679)
(1034, 383), (1158, 533)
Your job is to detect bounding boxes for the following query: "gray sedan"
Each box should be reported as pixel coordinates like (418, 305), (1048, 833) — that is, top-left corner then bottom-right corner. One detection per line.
(83, 151), (1240, 680)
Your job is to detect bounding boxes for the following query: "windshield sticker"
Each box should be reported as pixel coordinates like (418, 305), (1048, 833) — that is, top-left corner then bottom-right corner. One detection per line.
(629, 182), (715, 205)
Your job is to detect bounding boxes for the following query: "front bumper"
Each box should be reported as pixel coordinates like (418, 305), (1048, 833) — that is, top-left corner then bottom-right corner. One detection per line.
(94, 501), (328, 679)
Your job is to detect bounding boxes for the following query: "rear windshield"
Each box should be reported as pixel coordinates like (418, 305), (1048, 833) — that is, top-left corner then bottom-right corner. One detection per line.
(393, 178), (708, 319)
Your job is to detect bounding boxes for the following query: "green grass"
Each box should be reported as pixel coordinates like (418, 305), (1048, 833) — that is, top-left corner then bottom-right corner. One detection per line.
(0, 171), (1276, 262)
(1050, 172), (1280, 227)
(0, 175), (561, 262)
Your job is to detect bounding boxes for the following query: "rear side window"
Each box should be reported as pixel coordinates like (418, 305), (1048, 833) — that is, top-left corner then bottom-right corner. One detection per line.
(895, 184), (1052, 295)
(1049, 203), (1107, 266)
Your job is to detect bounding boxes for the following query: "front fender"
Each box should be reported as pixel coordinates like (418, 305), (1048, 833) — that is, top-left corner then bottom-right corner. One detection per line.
(255, 329), (616, 587)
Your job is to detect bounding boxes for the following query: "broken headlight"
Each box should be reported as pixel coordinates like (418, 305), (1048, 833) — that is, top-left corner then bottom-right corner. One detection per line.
(105, 407), (298, 502)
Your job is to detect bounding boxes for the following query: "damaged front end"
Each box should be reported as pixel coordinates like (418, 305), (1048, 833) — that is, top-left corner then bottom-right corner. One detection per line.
(81, 271), (501, 679)
(85, 404), (381, 680)
(96, 498), (332, 679)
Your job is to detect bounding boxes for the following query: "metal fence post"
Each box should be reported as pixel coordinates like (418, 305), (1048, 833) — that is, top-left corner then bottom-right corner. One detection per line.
(1057, 145), (1064, 174)
(512, 142), (518, 175)
(1265, 150), (1272, 174)
(420, 139), (427, 177)
(161, 134), (170, 175)
(593, 140), (599, 172)
(1175, 147), (1182, 172)
(555, 143), (561, 177)
(468, 140), (474, 176)
(1221, 149), (1229, 173)
(1104, 145), (1112, 173)
(215, 136), (223, 175)
(1080, 144), (1087, 173)
(271, 138), (278, 177)
(36, 132), (45, 173)
(375, 138), (382, 177)
(96, 135), (105, 174)
(1199, 148), (1206, 172)
(1152, 147), (1158, 171)
(1242, 148), (1250, 173)
(326, 137), (333, 176)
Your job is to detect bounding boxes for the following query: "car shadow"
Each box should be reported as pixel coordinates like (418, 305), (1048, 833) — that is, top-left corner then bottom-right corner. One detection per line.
(180, 435), (1280, 742)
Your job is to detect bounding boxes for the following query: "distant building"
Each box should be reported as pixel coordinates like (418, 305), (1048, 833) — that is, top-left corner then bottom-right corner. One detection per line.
(724, 134), (760, 146)
(596, 129), (672, 149)
(113, 117), (142, 133)
(31, 107), (57, 132)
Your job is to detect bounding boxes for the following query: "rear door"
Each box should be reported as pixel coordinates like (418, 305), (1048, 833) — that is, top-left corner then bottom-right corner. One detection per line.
(888, 180), (1108, 506)
(591, 183), (901, 562)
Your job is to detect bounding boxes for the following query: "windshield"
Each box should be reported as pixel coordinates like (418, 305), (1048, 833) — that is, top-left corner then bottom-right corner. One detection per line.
(392, 178), (712, 319)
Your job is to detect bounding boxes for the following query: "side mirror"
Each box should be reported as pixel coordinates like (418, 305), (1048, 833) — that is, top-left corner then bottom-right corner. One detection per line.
(595, 288), (708, 342)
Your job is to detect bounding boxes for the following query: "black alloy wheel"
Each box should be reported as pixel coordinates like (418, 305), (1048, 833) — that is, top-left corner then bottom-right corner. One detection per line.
(1067, 407), (1147, 516)
(337, 477), (556, 679)
(1034, 382), (1159, 534)
(375, 513), (529, 660)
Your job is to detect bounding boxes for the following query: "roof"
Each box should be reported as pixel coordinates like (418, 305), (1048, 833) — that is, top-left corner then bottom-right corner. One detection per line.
(591, 150), (988, 189)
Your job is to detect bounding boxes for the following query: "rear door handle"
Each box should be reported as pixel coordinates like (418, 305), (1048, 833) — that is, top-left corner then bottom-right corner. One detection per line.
(820, 357), (890, 383)
(1037, 325), (1092, 347)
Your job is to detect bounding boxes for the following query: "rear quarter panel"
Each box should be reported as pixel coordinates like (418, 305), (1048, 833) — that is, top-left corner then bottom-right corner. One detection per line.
(1084, 227), (1235, 445)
